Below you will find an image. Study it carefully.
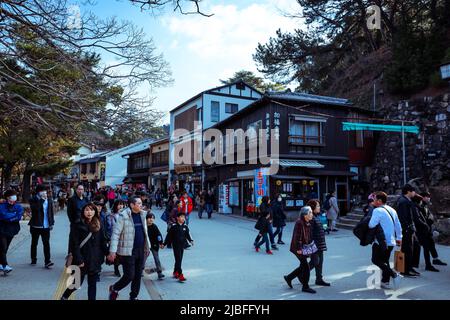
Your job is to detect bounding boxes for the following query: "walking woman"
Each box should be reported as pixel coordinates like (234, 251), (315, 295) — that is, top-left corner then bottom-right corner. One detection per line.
(61, 203), (108, 300)
(254, 196), (278, 250)
(272, 194), (287, 245)
(325, 191), (339, 232)
(284, 206), (318, 294)
(0, 190), (24, 274)
(307, 200), (330, 286)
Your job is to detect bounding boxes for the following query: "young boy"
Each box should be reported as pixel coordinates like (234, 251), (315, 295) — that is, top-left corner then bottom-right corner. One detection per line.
(162, 212), (194, 282)
(146, 213), (165, 280)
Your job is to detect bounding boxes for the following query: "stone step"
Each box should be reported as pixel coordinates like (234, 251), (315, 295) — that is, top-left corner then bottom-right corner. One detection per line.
(335, 222), (356, 230)
(352, 207), (364, 213)
(346, 213), (364, 220)
(339, 216), (360, 224)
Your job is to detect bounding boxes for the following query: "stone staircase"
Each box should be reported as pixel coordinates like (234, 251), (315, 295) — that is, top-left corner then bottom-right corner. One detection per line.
(336, 206), (364, 230)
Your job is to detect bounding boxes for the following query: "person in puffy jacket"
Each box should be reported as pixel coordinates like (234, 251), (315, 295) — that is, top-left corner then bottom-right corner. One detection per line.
(0, 190), (24, 274)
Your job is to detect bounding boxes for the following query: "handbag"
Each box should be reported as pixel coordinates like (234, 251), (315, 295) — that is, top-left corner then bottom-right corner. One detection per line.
(65, 232), (92, 268)
(301, 241), (318, 256)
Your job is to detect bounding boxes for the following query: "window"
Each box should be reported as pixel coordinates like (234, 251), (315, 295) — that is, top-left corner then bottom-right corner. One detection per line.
(225, 103), (238, 114)
(89, 163), (96, 174)
(289, 145), (320, 154)
(350, 166), (359, 181)
(152, 150), (169, 167)
(289, 117), (324, 145)
(81, 163), (87, 174)
(196, 108), (202, 122)
(211, 101), (220, 122)
(133, 155), (149, 170)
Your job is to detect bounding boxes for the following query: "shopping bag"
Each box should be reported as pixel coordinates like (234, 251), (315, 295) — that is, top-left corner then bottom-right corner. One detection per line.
(394, 250), (405, 273)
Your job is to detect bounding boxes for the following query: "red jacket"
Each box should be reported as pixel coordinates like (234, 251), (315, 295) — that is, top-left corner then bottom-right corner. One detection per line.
(178, 197), (193, 215)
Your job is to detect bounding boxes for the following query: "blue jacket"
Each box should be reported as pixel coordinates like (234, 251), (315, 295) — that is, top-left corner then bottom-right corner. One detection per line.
(0, 202), (24, 222)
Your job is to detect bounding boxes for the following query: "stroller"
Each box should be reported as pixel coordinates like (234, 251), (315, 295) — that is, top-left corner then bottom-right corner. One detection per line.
(319, 211), (330, 234)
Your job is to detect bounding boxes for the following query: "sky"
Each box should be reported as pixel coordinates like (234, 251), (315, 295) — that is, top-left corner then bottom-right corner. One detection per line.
(78, 0), (303, 123)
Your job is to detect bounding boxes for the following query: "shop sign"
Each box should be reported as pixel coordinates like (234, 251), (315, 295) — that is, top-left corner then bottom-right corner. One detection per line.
(276, 180), (282, 186)
(254, 168), (269, 206)
(309, 180), (315, 186)
(302, 180), (307, 185)
(274, 112), (280, 141)
(175, 165), (193, 174)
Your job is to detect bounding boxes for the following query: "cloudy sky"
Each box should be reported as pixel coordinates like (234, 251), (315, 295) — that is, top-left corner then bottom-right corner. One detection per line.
(84, 0), (303, 123)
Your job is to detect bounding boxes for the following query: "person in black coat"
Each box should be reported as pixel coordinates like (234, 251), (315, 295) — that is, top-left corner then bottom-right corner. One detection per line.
(146, 213), (165, 279)
(61, 203), (108, 300)
(254, 196), (278, 250)
(271, 195), (287, 245)
(29, 185), (55, 268)
(307, 200), (330, 286)
(67, 184), (88, 225)
(396, 184), (420, 277)
(163, 212), (193, 282)
(254, 211), (272, 254)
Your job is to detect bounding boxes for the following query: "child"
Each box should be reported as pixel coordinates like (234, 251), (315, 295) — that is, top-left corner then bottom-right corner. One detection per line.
(162, 212), (194, 282)
(254, 211), (272, 254)
(146, 213), (165, 280)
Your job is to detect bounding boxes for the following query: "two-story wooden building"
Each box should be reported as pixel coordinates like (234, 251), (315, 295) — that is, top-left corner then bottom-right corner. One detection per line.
(204, 91), (374, 217)
(150, 137), (169, 194)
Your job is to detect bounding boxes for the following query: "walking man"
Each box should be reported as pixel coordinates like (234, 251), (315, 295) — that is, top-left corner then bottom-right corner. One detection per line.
(67, 184), (88, 225)
(369, 191), (403, 290)
(29, 185), (55, 268)
(107, 196), (150, 300)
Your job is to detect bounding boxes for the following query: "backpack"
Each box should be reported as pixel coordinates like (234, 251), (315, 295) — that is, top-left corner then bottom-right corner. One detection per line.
(323, 196), (332, 211)
(160, 209), (168, 222)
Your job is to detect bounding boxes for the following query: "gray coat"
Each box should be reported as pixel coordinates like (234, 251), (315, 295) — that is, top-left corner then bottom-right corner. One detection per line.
(326, 196), (340, 220)
(109, 208), (151, 256)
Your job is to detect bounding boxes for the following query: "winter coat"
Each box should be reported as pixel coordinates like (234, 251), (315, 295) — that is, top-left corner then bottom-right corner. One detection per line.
(109, 208), (151, 256)
(168, 207), (178, 225)
(178, 197), (193, 215)
(29, 196), (55, 229)
(67, 195), (88, 224)
(68, 220), (108, 274)
(326, 196), (339, 220)
(254, 216), (270, 234)
(311, 215), (327, 251)
(419, 203), (434, 228)
(396, 195), (416, 234)
(0, 202), (24, 237)
(412, 203), (431, 244)
(271, 202), (286, 228)
(164, 223), (193, 248)
(290, 217), (313, 256)
(147, 224), (163, 251)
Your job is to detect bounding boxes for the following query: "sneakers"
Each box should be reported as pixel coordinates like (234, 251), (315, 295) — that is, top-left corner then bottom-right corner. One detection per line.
(157, 273), (165, 280)
(255, 247), (260, 253)
(400, 272), (418, 278)
(45, 261), (54, 269)
(30, 260), (37, 266)
(283, 275), (293, 289)
(302, 286), (316, 294)
(315, 280), (331, 286)
(380, 282), (393, 290)
(3, 265), (12, 274)
(178, 274), (186, 282)
(425, 265), (440, 272)
(433, 259), (447, 266)
(0, 265), (3, 272)
(277, 240), (285, 245)
(173, 271), (180, 279)
(410, 269), (421, 276)
(266, 250), (273, 255)
(271, 245), (279, 250)
(108, 285), (118, 300)
(130, 297), (139, 301)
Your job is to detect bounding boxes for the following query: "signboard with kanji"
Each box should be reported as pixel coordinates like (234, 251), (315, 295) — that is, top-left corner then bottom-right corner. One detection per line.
(254, 168), (269, 206)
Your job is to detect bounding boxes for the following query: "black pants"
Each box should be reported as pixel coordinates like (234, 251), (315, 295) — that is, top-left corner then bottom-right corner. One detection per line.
(62, 270), (98, 300)
(30, 227), (51, 264)
(309, 250), (324, 282)
(286, 253), (318, 288)
(422, 237), (439, 267)
(0, 235), (13, 267)
(402, 231), (419, 272)
(273, 226), (284, 242)
(112, 247), (145, 299)
(372, 243), (395, 283)
(173, 246), (184, 274)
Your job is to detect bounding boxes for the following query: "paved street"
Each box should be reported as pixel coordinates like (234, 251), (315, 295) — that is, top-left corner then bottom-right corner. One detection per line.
(1, 208), (450, 300)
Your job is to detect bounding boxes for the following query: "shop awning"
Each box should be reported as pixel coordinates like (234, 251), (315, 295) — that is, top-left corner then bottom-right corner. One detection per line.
(272, 175), (316, 180)
(307, 169), (357, 176)
(342, 122), (420, 134)
(273, 159), (325, 169)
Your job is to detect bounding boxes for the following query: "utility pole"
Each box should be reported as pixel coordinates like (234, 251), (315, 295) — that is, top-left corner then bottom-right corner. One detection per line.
(401, 121), (407, 185)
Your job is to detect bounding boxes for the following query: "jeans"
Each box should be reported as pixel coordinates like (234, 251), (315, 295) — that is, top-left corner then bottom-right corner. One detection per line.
(30, 227), (51, 264)
(0, 235), (13, 267)
(151, 248), (162, 273)
(254, 224), (275, 246)
(287, 253), (318, 288)
(273, 226), (284, 242)
(112, 247), (145, 299)
(371, 243), (395, 283)
(198, 206), (204, 219)
(255, 233), (270, 251)
(173, 246), (184, 274)
(62, 270), (98, 300)
(309, 250), (324, 281)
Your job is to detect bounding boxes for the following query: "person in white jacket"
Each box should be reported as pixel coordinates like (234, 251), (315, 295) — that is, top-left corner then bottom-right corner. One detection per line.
(369, 191), (403, 290)
(326, 191), (340, 232)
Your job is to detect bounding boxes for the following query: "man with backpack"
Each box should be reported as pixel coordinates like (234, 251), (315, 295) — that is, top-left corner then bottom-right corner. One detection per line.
(368, 191), (403, 290)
